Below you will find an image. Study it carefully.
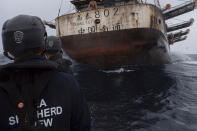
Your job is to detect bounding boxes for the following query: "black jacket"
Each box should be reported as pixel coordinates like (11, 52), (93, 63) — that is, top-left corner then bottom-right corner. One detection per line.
(0, 56), (90, 131)
(49, 54), (73, 75)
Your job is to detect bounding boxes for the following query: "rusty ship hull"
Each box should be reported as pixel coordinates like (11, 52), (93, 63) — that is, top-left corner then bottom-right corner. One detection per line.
(61, 28), (170, 67)
(56, 4), (171, 67)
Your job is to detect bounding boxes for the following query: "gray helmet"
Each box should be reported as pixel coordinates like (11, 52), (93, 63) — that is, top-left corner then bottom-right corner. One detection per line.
(2, 15), (47, 59)
(45, 36), (62, 54)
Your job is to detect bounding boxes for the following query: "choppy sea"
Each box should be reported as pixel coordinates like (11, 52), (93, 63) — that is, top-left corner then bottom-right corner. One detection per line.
(1, 53), (197, 131)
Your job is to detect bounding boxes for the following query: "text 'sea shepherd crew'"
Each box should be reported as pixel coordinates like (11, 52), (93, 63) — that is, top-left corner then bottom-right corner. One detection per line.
(9, 99), (63, 127)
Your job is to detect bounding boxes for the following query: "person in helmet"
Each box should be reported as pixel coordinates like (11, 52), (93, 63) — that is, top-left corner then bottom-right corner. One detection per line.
(45, 36), (73, 74)
(0, 15), (90, 131)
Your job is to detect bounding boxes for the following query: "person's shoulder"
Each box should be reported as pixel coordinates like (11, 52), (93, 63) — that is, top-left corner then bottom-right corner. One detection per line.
(58, 72), (74, 80)
(51, 71), (77, 85)
(0, 63), (13, 77)
(50, 71), (81, 92)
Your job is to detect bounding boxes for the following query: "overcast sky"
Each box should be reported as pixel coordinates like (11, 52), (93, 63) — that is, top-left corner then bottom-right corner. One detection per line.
(0, 0), (196, 54)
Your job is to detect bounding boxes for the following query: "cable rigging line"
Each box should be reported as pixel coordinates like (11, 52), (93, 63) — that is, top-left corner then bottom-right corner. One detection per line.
(58, 0), (64, 17)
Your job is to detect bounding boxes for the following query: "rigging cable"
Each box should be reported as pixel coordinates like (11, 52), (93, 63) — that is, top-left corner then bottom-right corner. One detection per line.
(57, 0), (64, 36)
(58, 0), (64, 17)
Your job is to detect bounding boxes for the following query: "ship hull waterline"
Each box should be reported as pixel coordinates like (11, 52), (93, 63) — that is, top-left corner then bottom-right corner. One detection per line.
(61, 28), (171, 67)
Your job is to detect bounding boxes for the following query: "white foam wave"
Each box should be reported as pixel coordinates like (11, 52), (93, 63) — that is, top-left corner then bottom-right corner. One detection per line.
(102, 68), (134, 73)
(170, 52), (192, 63)
(181, 61), (197, 65)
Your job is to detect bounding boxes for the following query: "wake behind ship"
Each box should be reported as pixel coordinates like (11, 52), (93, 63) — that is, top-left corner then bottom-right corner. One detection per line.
(45, 0), (197, 67)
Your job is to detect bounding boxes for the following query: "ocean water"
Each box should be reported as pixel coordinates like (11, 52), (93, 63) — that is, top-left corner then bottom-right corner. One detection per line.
(1, 53), (197, 131)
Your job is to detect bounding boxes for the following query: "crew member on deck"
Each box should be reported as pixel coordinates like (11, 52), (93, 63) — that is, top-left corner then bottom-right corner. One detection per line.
(0, 15), (90, 131)
(45, 36), (73, 74)
(88, 0), (98, 10)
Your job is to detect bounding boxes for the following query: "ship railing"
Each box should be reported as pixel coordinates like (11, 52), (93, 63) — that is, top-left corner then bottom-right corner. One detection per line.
(71, 0), (162, 11)
(163, 0), (195, 14)
(163, 0), (196, 20)
(167, 18), (194, 32)
(139, 0), (161, 8)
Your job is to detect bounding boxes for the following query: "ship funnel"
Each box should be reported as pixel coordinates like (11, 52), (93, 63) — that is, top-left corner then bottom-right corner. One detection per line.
(167, 18), (194, 32)
(43, 20), (56, 29)
(163, 1), (196, 20)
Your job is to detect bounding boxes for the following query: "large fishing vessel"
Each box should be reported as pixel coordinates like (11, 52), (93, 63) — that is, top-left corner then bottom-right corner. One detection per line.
(45, 0), (197, 67)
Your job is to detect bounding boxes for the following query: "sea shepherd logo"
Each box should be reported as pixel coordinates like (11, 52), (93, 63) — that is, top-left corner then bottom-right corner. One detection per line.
(8, 99), (63, 127)
(14, 31), (24, 44)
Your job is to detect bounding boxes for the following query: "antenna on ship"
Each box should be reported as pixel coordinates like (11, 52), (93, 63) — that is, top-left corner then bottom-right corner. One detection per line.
(42, 0), (64, 30)
(57, 0), (64, 36)
(154, 0), (161, 8)
(43, 0), (76, 30)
